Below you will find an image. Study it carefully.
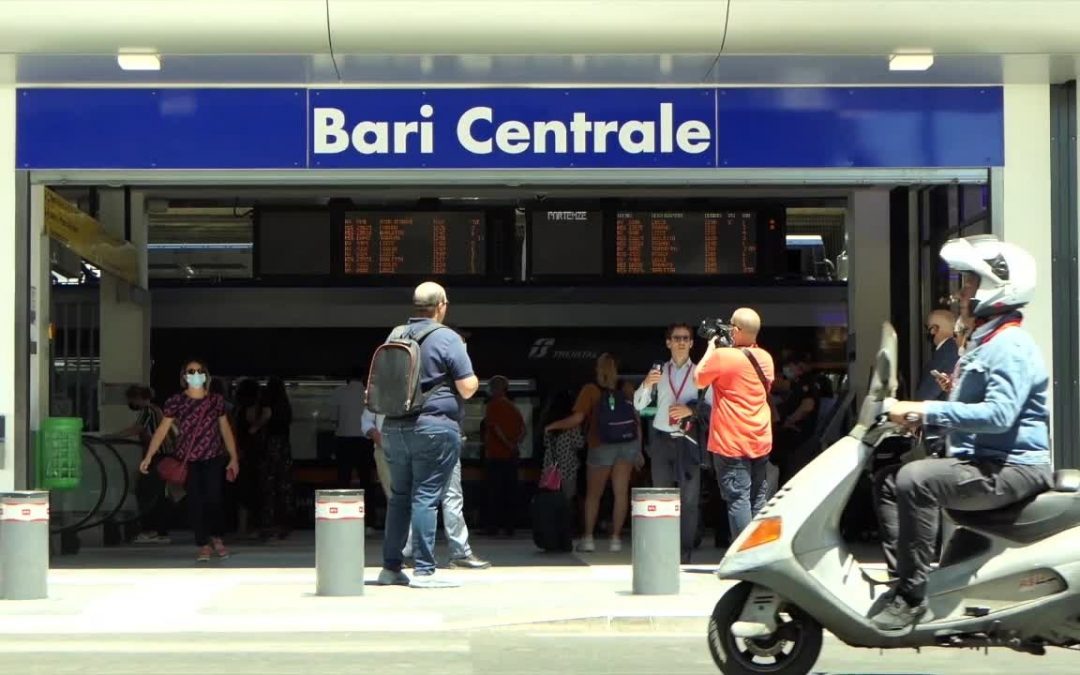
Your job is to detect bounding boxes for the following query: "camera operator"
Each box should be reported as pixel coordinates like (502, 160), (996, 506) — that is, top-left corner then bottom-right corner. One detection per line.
(693, 308), (776, 545)
(633, 323), (711, 563)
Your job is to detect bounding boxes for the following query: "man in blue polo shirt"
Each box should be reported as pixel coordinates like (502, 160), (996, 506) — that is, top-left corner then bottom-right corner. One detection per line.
(377, 282), (480, 589)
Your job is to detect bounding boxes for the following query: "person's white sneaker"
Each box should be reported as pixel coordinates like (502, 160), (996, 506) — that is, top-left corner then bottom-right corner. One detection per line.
(577, 537), (596, 553)
(609, 538), (623, 553)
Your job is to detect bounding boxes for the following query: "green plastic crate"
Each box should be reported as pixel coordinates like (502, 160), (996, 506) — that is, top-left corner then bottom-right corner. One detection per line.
(38, 417), (84, 491)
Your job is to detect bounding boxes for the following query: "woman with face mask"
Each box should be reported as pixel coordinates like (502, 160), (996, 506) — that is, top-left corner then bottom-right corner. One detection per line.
(140, 359), (240, 562)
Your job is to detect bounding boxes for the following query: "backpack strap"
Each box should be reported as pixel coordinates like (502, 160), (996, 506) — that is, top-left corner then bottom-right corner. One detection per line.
(412, 323), (446, 344)
(390, 322), (446, 344)
(741, 348), (771, 394)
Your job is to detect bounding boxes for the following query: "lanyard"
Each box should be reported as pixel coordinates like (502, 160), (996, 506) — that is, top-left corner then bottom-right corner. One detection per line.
(667, 361), (692, 402)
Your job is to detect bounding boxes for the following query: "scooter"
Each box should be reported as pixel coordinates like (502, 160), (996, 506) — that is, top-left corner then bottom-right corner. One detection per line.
(707, 322), (1080, 674)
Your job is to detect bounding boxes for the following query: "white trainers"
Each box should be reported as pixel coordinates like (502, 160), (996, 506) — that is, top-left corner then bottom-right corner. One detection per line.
(576, 537), (596, 553)
(609, 538), (623, 553)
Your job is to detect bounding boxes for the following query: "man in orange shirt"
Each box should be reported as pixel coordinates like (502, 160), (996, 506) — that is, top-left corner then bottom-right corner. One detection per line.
(693, 307), (775, 544)
(483, 375), (527, 537)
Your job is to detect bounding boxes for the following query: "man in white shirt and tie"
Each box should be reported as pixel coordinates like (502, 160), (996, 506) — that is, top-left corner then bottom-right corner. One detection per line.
(634, 323), (710, 563)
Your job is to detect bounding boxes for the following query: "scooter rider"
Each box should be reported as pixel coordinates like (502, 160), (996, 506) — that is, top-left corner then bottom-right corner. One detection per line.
(875, 235), (1053, 631)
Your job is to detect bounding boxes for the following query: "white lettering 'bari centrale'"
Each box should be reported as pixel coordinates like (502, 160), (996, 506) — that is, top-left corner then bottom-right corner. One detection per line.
(313, 105), (435, 155)
(313, 103), (711, 156)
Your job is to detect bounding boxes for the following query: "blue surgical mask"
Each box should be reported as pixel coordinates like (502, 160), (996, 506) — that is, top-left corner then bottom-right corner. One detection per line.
(186, 372), (208, 389)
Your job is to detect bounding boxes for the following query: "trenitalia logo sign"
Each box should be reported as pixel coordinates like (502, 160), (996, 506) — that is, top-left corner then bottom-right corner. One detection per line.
(16, 87), (1004, 170)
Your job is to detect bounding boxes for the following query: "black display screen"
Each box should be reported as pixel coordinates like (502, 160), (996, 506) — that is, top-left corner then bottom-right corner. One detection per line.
(257, 210), (336, 276)
(614, 210), (757, 275)
(343, 211), (486, 276)
(530, 210), (604, 275)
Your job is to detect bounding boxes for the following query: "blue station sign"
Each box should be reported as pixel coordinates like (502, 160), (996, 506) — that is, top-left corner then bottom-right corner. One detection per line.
(16, 87), (1004, 170)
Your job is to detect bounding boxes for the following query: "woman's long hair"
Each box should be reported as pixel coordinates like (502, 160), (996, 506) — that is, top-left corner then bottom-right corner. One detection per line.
(264, 377), (293, 426)
(595, 353), (619, 390)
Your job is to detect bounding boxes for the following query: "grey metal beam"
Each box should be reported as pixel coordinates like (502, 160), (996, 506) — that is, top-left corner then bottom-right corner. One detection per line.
(13, 171), (31, 489)
(28, 168), (992, 188)
(1049, 82), (1079, 469)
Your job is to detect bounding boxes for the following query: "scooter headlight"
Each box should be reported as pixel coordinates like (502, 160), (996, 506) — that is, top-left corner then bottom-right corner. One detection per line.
(736, 517), (782, 552)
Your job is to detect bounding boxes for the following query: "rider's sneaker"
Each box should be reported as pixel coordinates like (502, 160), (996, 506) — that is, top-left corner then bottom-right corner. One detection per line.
(871, 594), (927, 631)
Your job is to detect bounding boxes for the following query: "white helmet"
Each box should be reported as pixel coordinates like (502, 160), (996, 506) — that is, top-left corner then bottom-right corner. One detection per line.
(939, 235), (1035, 317)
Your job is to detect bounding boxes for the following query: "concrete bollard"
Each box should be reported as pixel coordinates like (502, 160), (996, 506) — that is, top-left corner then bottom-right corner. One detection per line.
(631, 487), (680, 596)
(315, 489), (365, 597)
(1, 491), (50, 601)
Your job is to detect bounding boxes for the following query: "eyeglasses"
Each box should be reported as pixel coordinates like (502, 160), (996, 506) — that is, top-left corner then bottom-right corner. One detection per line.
(670, 335), (693, 343)
(186, 368), (206, 375)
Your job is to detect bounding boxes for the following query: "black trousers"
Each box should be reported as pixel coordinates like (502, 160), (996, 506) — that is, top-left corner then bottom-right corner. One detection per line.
(336, 436), (375, 491)
(136, 457), (169, 536)
(485, 458), (519, 533)
(187, 455), (228, 547)
(876, 457), (1051, 602)
(648, 431), (702, 556)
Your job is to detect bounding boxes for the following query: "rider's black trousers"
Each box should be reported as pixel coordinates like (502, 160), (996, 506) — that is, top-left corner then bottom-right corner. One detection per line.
(875, 457), (1050, 603)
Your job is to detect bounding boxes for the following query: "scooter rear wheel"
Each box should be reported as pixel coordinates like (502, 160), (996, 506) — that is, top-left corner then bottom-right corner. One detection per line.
(707, 582), (823, 675)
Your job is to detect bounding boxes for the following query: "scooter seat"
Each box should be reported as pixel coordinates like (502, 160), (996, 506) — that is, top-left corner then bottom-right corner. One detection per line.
(947, 482), (1080, 545)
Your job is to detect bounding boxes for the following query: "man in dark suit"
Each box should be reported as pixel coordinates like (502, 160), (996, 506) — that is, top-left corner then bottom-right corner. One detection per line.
(914, 309), (960, 401)
(873, 308), (961, 577)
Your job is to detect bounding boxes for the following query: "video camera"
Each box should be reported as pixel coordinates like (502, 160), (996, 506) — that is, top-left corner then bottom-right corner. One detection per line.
(698, 318), (734, 348)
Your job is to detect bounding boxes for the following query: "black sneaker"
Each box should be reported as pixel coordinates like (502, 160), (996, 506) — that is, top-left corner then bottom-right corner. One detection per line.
(448, 554), (491, 570)
(871, 595), (928, 631)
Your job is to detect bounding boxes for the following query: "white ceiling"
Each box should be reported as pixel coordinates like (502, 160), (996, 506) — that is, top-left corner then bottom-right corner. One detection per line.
(3, 1), (1080, 86)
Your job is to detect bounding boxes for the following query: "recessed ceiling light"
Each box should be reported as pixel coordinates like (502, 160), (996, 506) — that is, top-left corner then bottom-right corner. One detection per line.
(117, 53), (161, 71)
(889, 53), (934, 72)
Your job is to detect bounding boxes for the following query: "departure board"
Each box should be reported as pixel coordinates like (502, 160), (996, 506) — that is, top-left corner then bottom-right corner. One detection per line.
(614, 211), (757, 275)
(257, 210), (335, 276)
(343, 212), (485, 276)
(531, 210), (604, 275)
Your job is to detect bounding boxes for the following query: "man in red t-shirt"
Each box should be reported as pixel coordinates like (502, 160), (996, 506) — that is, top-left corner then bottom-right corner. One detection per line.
(483, 375), (526, 536)
(693, 307), (775, 544)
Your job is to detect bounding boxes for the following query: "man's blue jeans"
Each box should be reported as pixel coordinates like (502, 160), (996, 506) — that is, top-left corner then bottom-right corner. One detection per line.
(714, 454), (770, 543)
(382, 424), (461, 575)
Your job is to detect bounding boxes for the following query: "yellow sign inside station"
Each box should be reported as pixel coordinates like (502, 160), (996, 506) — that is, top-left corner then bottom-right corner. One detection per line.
(44, 188), (139, 286)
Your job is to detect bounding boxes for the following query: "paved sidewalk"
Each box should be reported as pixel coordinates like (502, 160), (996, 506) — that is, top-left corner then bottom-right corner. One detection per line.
(2, 534), (732, 635)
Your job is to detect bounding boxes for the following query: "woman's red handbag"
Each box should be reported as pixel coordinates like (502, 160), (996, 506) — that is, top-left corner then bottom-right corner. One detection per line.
(156, 456), (189, 486)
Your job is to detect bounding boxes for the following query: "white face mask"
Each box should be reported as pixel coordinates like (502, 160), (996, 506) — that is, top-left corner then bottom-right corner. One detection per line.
(186, 372), (208, 389)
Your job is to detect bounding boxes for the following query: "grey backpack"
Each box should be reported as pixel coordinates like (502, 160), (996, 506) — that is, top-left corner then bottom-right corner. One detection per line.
(365, 323), (444, 418)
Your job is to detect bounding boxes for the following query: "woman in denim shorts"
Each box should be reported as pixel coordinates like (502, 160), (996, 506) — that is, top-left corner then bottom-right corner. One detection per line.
(545, 353), (642, 552)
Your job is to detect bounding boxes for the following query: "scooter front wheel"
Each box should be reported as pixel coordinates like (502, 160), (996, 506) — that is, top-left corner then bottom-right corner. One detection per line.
(707, 582), (823, 675)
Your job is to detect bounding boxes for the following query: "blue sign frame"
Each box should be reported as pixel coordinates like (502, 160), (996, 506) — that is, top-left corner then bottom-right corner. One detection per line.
(16, 87), (1004, 170)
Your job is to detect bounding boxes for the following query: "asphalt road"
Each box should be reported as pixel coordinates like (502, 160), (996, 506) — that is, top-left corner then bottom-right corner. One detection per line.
(0, 631), (1075, 675)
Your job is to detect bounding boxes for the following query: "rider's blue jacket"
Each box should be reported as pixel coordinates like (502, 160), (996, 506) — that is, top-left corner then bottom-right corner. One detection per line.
(924, 312), (1051, 466)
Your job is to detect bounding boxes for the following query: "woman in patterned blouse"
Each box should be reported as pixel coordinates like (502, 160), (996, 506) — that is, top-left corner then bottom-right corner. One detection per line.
(140, 359), (240, 562)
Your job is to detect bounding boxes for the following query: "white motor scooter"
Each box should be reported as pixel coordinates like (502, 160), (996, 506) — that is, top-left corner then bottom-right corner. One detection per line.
(708, 322), (1080, 675)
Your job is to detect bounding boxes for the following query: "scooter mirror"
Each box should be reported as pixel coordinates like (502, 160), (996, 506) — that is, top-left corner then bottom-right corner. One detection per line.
(871, 322), (898, 400)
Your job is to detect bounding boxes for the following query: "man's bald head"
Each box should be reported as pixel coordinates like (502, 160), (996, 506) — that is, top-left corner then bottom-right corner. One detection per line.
(926, 308), (956, 346)
(413, 281), (449, 320)
(730, 307), (762, 346)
